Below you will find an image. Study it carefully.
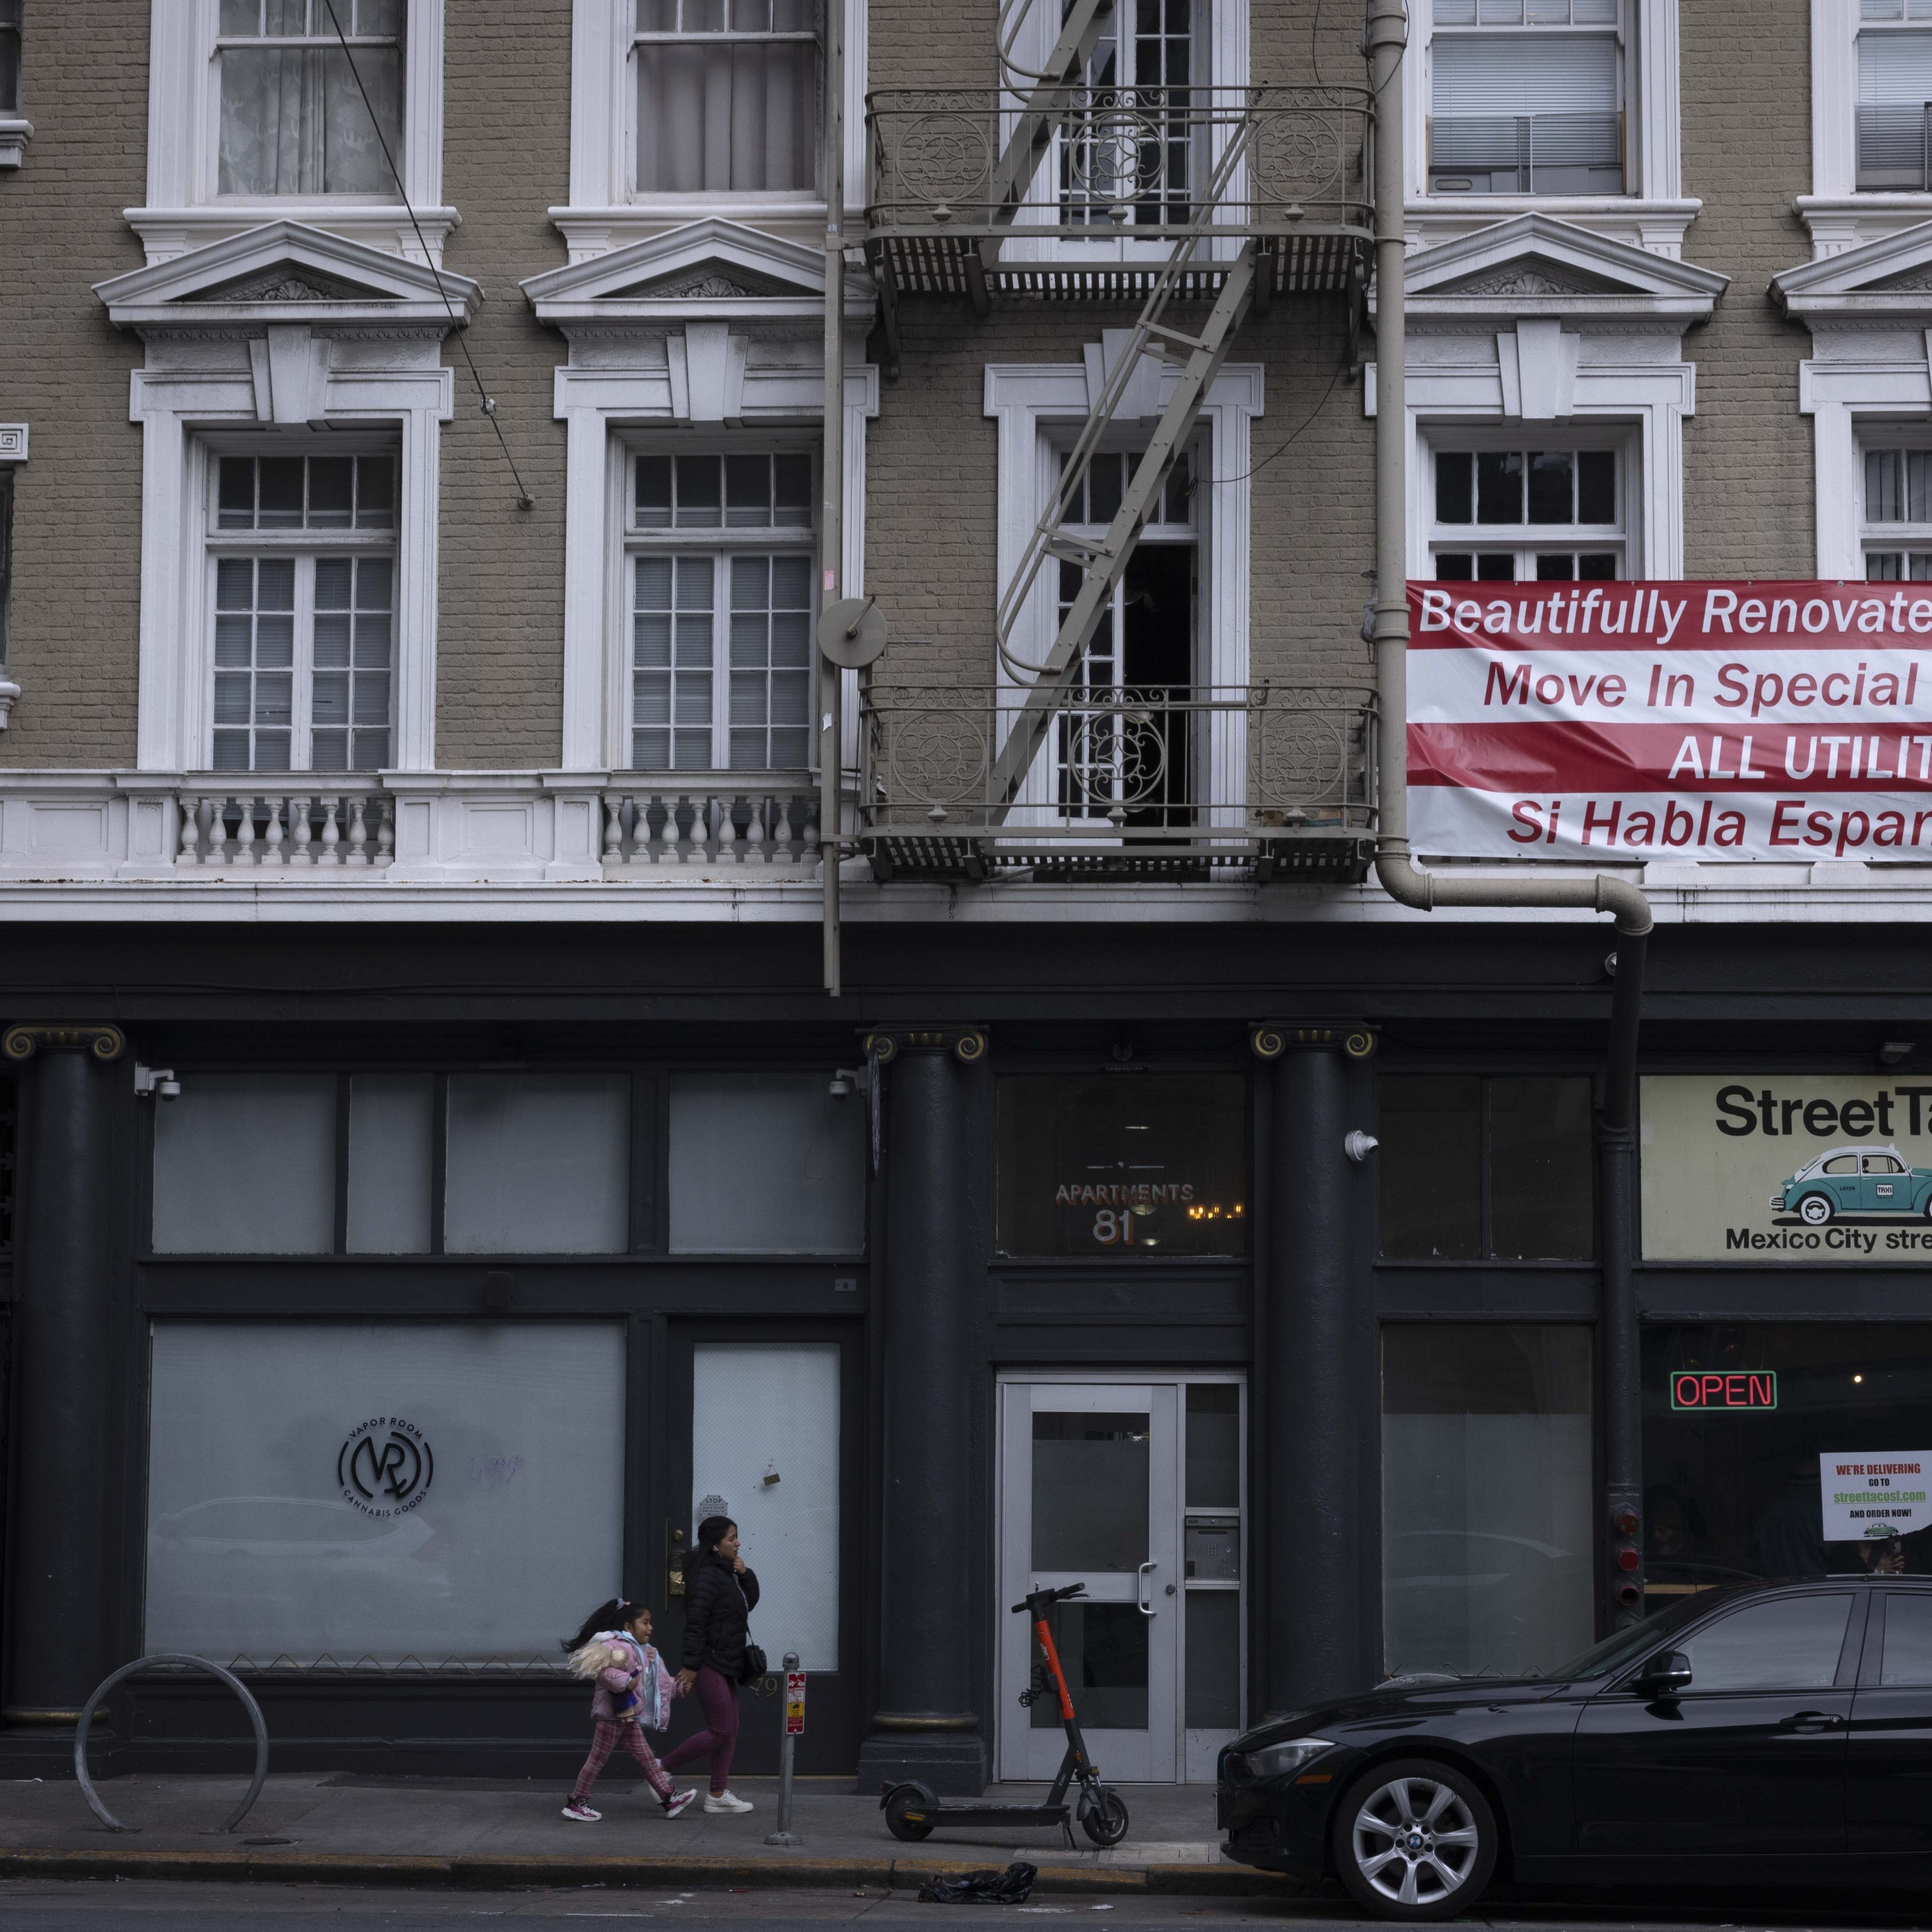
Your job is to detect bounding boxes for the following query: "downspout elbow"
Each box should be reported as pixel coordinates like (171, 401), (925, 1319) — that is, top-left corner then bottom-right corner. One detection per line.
(1594, 873), (1655, 940)
(1374, 846), (1433, 912)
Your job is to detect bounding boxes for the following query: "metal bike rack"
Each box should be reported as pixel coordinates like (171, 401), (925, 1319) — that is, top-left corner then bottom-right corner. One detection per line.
(74, 1653), (269, 1835)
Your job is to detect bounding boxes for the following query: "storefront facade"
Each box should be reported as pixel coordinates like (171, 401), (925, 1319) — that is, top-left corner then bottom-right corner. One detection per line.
(2, 913), (1925, 1789)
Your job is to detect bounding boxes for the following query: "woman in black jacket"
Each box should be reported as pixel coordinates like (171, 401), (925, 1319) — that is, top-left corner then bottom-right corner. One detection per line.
(659, 1515), (760, 1812)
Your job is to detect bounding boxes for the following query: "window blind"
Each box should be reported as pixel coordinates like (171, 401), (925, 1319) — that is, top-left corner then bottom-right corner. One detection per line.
(1860, 26), (1932, 102)
(1433, 32), (1619, 117)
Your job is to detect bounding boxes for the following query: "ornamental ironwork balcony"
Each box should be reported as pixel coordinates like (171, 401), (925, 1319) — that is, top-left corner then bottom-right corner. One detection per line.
(858, 682), (1377, 882)
(865, 84), (1375, 301)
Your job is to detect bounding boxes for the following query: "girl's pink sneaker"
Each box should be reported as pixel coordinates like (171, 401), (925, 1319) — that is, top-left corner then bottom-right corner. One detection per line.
(662, 1788), (698, 1819)
(561, 1801), (600, 1822)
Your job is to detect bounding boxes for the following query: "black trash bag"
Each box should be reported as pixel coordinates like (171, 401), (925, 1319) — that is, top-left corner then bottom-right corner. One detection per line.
(916, 1862), (1038, 1904)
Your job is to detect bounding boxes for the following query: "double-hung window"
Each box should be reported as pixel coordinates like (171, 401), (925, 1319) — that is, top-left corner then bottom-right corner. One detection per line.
(1864, 444), (1932, 580)
(0, 2), (20, 120)
(1053, 448), (1197, 821)
(1857, 2), (1932, 192)
(216, 0), (404, 198)
(633, 0), (818, 195)
(1430, 443), (1624, 581)
(1427, 0), (1623, 196)
(0, 469), (12, 674)
(1059, 0), (1200, 227)
(627, 451), (816, 772)
(210, 452), (395, 771)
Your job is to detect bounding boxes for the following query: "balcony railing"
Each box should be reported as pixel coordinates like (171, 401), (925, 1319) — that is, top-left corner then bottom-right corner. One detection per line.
(1859, 103), (1932, 191)
(1426, 110), (1623, 196)
(858, 683), (1376, 881)
(866, 84), (1373, 296)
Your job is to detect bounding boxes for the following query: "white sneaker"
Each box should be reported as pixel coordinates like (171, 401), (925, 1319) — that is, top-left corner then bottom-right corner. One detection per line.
(702, 1790), (755, 1813)
(561, 1801), (600, 1822)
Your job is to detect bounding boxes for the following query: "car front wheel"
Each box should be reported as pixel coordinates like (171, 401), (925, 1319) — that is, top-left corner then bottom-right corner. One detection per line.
(1797, 1192), (1835, 1226)
(1333, 1759), (1497, 1922)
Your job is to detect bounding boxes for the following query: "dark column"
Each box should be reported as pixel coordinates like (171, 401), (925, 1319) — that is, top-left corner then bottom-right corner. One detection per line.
(856, 1027), (988, 1796)
(2, 1024), (128, 1729)
(1259, 1027), (1374, 1716)
(1600, 932), (1649, 1629)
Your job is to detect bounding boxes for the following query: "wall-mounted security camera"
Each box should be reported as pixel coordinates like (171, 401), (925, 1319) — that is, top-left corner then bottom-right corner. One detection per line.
(1344, 1130), (1379, 1164)
(830, 1066), (868, 1098)
(133, 1064), (181, 1101)
(1880, 1040), (1917, 1068)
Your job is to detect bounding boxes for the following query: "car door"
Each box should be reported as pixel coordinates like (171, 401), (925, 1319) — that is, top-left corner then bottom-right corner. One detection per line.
(1820, 1154), (1863, 1214)
(1847, 1590), (1932, 1860)
(1572, 1590), (1862, 1862)
(1863, 1154), (1906, 1215)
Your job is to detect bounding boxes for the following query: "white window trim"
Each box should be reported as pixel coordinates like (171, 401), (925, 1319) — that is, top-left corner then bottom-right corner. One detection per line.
(555, 0), (868, 261)
(130, 0), (452, 266)
(1854, 420), (1932, 576)
(1367, 326), (1692, 580)
(983, 357), (1262, 823)
(553, 341), (878, 771)
(0, 425), (23, 725)
(1421, 424), (1636, 581)
(1801, 0), (1932, 258)
(995, 0), (1248, 269)
(1802, 335), (1932, 576)
(128, 351), (450, 773)
(1404, 0), (1696, 259)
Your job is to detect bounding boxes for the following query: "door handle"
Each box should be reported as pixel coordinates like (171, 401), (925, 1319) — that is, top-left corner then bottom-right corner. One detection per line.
(1137, 1560), (1157, 1616)
(1778, 1711), (1845, 1732)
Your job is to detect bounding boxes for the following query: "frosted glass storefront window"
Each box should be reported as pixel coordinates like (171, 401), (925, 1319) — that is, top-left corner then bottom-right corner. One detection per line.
(347, 1074), (433, 1254)
(668, 1075), (865, 1253)
(1382, 1325), (1593, 1678)
(152, 1075), (336, 1253)
(445, 1075), (630, 1253)
(691, 1343), (840, 1669)
(146, 1322), (625, 1668)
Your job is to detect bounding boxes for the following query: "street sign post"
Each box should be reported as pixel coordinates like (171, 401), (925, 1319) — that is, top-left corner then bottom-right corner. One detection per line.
(765, 1652), (804, 1846)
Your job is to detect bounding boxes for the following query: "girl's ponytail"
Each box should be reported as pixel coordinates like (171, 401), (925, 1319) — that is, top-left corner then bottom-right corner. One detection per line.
(560, 1597), (630, 1654)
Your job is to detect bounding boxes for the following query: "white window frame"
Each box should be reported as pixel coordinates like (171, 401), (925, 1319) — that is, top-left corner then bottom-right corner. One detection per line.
(1372, 326), (1692, 580)
(133, 0), (450, 264)
(1423, 428), (1635, 582)
(204, 441), (399, 773)
(559, 0), (867, 254)
(0, 0), (32, 169)
(621, 442), (821, 772)
(1405, 0), (1687, 250)
(1803, 2), (1932, 256)
(1858, 424), (1932, 578)
(129, 353), (448, 774)
(552, 337), (876, 772)
(984, 358), (1262, 825)
(0, 424), (22, 726)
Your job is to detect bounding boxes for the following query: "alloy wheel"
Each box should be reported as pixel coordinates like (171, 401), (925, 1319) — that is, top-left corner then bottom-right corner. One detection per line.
(1349, 1775), (1481, 1909)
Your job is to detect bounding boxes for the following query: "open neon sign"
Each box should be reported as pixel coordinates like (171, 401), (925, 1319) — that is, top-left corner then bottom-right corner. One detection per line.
(1670, 1371), (1779, 1411)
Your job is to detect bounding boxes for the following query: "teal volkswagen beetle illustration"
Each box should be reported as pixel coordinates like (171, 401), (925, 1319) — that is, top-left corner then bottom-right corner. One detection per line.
(1773, 1146), (1932, 1225)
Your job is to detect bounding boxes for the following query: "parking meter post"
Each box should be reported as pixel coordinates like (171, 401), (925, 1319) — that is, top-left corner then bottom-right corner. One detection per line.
(765, 1650), (803, 1847)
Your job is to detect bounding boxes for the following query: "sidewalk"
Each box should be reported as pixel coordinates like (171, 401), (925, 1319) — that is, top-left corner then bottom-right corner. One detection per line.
(0, 1774), (1301, 1897)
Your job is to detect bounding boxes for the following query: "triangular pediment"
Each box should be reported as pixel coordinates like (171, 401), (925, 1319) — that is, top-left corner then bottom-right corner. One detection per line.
(1775, 219), (1932, 318)
(1390, 213), (1728, 323)
(95, 220), (482, 331)
(521, 218), (873, 329)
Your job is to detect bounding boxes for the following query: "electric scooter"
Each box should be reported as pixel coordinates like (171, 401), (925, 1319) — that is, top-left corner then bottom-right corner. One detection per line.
(880, 1583), (1131, 1850)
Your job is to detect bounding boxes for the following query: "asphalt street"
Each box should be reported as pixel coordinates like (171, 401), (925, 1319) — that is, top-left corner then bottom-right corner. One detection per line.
(5, 1883), (1932, 1932)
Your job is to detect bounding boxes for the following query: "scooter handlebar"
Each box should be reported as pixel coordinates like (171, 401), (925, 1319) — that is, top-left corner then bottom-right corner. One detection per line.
(1009, 1583), (1087, 1614)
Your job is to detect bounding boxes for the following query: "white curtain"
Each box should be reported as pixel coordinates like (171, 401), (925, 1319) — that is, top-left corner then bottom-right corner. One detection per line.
(219, 45), (402, 195)
(636, 40), (817, 191)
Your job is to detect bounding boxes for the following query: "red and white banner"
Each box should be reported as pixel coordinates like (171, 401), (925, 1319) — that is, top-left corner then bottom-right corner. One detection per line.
(1409, 581), (1932, 860)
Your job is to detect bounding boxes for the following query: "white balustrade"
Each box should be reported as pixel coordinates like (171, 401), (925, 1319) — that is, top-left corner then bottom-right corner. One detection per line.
(176, 787), (393, 869)
(598, 784), (820, 871)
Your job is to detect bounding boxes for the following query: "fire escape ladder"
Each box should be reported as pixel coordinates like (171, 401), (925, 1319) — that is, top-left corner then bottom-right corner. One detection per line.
(982, 108), (1265, 817)
(983, 0), (1115, 247)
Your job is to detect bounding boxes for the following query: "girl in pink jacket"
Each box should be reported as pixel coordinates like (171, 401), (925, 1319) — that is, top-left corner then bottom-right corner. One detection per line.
(561, 1597), (696, 1822)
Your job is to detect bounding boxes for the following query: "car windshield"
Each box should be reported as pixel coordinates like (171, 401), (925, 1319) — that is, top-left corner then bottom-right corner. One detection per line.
(1546, 1593), (1721, 1679)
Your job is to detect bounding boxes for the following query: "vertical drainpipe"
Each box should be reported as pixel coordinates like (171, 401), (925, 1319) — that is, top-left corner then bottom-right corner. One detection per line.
(821, 0), (846, 998)
(1362, 0), (1654, 1630)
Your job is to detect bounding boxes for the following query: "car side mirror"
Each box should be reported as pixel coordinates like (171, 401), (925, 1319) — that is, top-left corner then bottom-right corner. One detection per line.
(1633, 1650), (1693, 1698)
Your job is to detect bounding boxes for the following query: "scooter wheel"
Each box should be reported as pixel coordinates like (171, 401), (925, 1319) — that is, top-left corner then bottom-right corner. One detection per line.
(885, 1788), (935, 1842)
(1081, 1787), (1130, 1848)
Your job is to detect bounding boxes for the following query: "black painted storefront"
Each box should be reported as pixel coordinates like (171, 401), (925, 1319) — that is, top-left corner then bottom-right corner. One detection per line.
(0, 916), (1924, 1786)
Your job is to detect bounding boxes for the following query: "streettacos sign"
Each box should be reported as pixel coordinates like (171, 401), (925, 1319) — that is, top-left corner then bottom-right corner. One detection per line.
(1641, 1077), (1932, 1261)
(1408, 581), (1932, 860)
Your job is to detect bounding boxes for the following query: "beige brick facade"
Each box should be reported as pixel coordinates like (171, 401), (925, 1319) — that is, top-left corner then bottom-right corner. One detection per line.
(0, 1), (1862, 776)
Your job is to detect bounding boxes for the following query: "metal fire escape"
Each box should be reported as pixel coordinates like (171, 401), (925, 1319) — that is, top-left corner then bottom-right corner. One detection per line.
(859, 2), (1377, 881)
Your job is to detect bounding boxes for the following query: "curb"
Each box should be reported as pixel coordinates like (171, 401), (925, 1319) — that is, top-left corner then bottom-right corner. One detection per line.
(0, 1848), (1293, 1897)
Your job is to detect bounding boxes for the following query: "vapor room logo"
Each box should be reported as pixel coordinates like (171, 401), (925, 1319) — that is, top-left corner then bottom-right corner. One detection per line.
(338, 1416), (435, 1518)
(1641, 1077), (1932, 1261)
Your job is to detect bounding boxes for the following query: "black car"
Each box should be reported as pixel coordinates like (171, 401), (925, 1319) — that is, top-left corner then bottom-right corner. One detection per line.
(1220, 1576), (1932, 1921)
